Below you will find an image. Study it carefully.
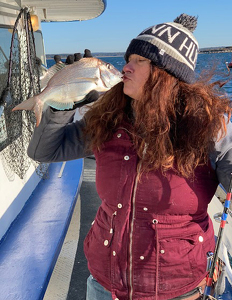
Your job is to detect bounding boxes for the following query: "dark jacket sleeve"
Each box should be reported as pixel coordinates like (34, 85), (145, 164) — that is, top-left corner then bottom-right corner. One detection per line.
(210, 117), (232, 191)
(27, 107), (92, 163)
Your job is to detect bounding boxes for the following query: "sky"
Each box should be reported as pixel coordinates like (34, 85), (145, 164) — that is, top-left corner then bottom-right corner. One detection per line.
(41, 0), (232, 55)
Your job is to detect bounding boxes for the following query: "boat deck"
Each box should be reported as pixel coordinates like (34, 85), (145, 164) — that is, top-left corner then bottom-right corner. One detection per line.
(44, 157), (100, 300)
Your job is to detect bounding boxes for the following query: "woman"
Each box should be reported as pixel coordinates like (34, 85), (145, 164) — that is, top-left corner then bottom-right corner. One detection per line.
(25, 14), (232, 300)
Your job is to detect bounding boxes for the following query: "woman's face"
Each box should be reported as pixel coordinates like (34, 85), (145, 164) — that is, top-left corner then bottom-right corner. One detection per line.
(122, 54), (151, 100)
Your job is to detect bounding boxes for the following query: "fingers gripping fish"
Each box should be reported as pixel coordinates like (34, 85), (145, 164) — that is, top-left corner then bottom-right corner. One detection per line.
(12, 57), (122, 126)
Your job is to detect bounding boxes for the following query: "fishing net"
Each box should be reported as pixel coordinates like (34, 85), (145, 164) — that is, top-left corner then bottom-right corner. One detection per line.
(0, 8), (48, 180)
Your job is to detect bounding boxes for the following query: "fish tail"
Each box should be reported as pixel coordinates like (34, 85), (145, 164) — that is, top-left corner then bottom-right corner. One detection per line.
(12, 96), (37, 111)
(12, 95), (43, 127)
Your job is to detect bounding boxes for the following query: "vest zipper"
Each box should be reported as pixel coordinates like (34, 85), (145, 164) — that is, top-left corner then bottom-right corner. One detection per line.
(128, 144), (147, 300)
(129, 161), (141, 300)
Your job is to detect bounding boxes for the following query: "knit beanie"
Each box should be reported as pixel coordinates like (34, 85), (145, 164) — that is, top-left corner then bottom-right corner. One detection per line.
(124, 14), (198, 83)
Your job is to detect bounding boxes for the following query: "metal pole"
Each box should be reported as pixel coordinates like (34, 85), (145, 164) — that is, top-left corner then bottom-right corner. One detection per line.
(203, 173), (232, 299)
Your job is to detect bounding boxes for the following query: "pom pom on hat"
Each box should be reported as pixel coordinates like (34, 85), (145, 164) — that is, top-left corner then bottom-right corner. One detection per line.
(124, 13), (199, 83)
(173, 13), (198, 32)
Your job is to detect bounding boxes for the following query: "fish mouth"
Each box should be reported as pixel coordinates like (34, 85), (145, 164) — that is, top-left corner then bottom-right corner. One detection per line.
(101, 75), (122, 89)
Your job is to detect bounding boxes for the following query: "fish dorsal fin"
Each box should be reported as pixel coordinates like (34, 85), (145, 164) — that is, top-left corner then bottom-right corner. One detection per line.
(41, 62), (66, 90)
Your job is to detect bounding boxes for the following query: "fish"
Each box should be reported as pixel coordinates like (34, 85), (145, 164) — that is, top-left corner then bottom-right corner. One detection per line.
(40, 61), (66, 90)
(12, 57), (122, 126)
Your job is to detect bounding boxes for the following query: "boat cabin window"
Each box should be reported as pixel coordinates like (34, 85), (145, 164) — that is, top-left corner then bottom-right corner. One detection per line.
(0, 26), (12, 149)
(0, 26), (11, 94)
(34, 30), (46, 67)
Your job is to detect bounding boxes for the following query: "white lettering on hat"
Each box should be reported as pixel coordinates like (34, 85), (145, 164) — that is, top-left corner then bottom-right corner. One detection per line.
(179, 38), (193, 56)
(156, 26), (181, 43)
(189, 48), (198, 64)
(151, 24), (166, 34)
(179, 37), (197, 65)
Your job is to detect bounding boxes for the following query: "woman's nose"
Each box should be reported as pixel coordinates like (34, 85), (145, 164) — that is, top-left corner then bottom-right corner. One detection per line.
(122, 61), (133, 73)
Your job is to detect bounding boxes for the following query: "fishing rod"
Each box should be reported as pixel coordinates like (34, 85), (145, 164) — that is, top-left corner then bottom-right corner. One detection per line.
(203, 173), (232, 300)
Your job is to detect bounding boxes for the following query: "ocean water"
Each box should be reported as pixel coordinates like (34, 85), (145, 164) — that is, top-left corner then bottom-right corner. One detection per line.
(46, 52), (232, 98)
(196, 52), (232, 96)
(46, 55), (125, 72)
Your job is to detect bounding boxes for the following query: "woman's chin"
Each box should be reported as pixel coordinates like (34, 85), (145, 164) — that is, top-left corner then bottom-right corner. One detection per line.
(123, 88), (133, 98)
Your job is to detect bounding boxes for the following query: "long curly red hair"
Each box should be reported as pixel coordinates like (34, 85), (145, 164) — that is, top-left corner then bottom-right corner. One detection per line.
(84, 65), (231, 178)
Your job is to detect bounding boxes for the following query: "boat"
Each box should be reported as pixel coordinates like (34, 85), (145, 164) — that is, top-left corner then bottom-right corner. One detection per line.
(0, 1), (106, 299)
(0, 1), (231, 299)
(0, 0), (106, 240)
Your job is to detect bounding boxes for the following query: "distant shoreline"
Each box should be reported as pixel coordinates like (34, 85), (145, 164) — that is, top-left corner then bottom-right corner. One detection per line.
(46, 48), (232, 60)
(46, 53), (125, 60)
(46, 56), (124, 59)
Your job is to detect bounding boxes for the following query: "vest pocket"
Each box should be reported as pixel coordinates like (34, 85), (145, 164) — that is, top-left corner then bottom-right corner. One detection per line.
(84, 207), (115, 276)
(158, 238), (195, 291)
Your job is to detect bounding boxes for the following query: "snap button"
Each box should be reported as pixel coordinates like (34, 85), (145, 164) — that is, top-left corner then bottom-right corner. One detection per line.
(115, 298), (119, 300)
(124, 155), (129, 160)
(143, 207), (148, 211)
(113, 251), (116, 256)
(152, 219), (158, 224)
(140, 256), (145, 260)
(117, 133), (121, 138)
(117, 203), (122, 208)
(199, 236), (204, 242)
(110, 228), (113, 234)
(160, 249), (165, 254)
(104, 240), (109, 246)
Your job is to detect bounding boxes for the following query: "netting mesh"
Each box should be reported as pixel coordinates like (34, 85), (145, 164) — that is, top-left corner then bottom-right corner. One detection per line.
(0, 8), (48, 180)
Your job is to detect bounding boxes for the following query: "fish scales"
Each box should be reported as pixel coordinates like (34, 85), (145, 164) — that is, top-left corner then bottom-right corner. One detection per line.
(48, 62), (101, 86)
